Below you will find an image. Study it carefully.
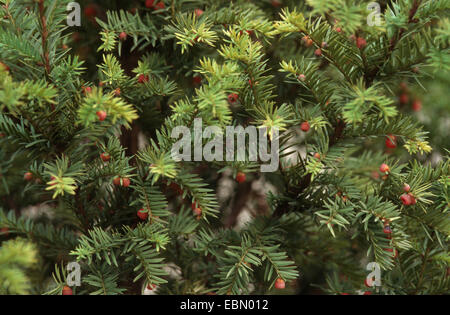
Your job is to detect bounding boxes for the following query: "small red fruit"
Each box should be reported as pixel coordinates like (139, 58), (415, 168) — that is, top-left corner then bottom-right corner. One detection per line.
(298, 74), (306, 81)
(356, 37), (367, 49)
(96, 111), (107, 121)
(82, 86), (92, 95)
(271, 0), (282, 7)
(314, 153), (321, 159)
(62, 286), (73, 295)
(227, 93), (238, 104)
(399, 93), (409, 105)
(113, 177), (121, 186)
(147, 283), (156, 290)
(412, 99), (422, 112)
(193, 76), (202, 85)
(385, 134), (397, 149)
(194, 9), (204, 17)
(119, 32), (127, 41)
(24, 172), (33, 181)
(154, 2), (165, 10)
(0, 227), (9, 236)
(138, 74), (149, 84)
(383, 225), (392, 234)
(193, 207), (202, 216)
(137, 208), (149, 220)
(274, 278), (285, 289)
(145, 0), (155, 8)
(314, 48), (322, 56)
(100, 153), (110, 162)
(335, 27), (342, 33)
(300, 121), (310, 132)
(363, 291), (372, 295)
(122, 177), (131, 187)
(400, 193), (413, 205)
(84, 4), (97, 17)
(409, 193), (417, 205)
(379, 163), (390, 173)
(403, 184), (411, 192)
(236, 172), (246, 184)
(0, 62), (10, 72)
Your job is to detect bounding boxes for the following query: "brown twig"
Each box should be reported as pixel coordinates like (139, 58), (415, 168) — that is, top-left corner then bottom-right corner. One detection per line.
(38, 0), (51, 76)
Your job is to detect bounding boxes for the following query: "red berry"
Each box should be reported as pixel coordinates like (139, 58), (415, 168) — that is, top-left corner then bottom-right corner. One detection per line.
(100, 153), (110, 162)
(364, 277), (373, 288)
(399, 93), (409, 104)
(114, 88), (121, 96)
(154, 2), (165, 10)
(379, 163), (390, 173)
(96, 111), (107, 121)
(147, 283), (156, 290)
(356, 37), (367, 49)
(62, 286), (73, 295)
(383, 225), (392, 234)
(335, 27), (342, 33)
(409, 193), (417, 205)
(0, 227), (9, 236)
(24, 172), (33, 181)
(298, 74), (306, 81)
(193, 207), (202, 216)
(113, 177), (121, 186)
(274, 278), (285, 289)
(412, 99), (422, 112)
(403, 184), (411, 192)
(122, 177), (131, 187)
(0, 61), (10, 72)
(400, 193), (413, 205)
(314, 48), (322, 56)
(227, 93), (238, 104)
(363, 291), (372, 295)
(119, 32), (127, 41)
(145, 0), (155, 8)
(137, 208), (149, 220)
(84, 4), (97, 17)
(82, 86), (92, 95)
(194, 9), (204, 17)
(271, 0), (282, 7)
(314, 153), (321, 159)
(236, 172), (246, 184)
(340, 293), (350, 295)
(300, 121), (310, 132)
(193, 76), (202, 85)
(138, 74), (149, 84)
(385, 134), (397, 149)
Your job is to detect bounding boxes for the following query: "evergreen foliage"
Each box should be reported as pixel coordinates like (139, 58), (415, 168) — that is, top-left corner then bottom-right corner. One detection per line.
(0, 0), (448, 295)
